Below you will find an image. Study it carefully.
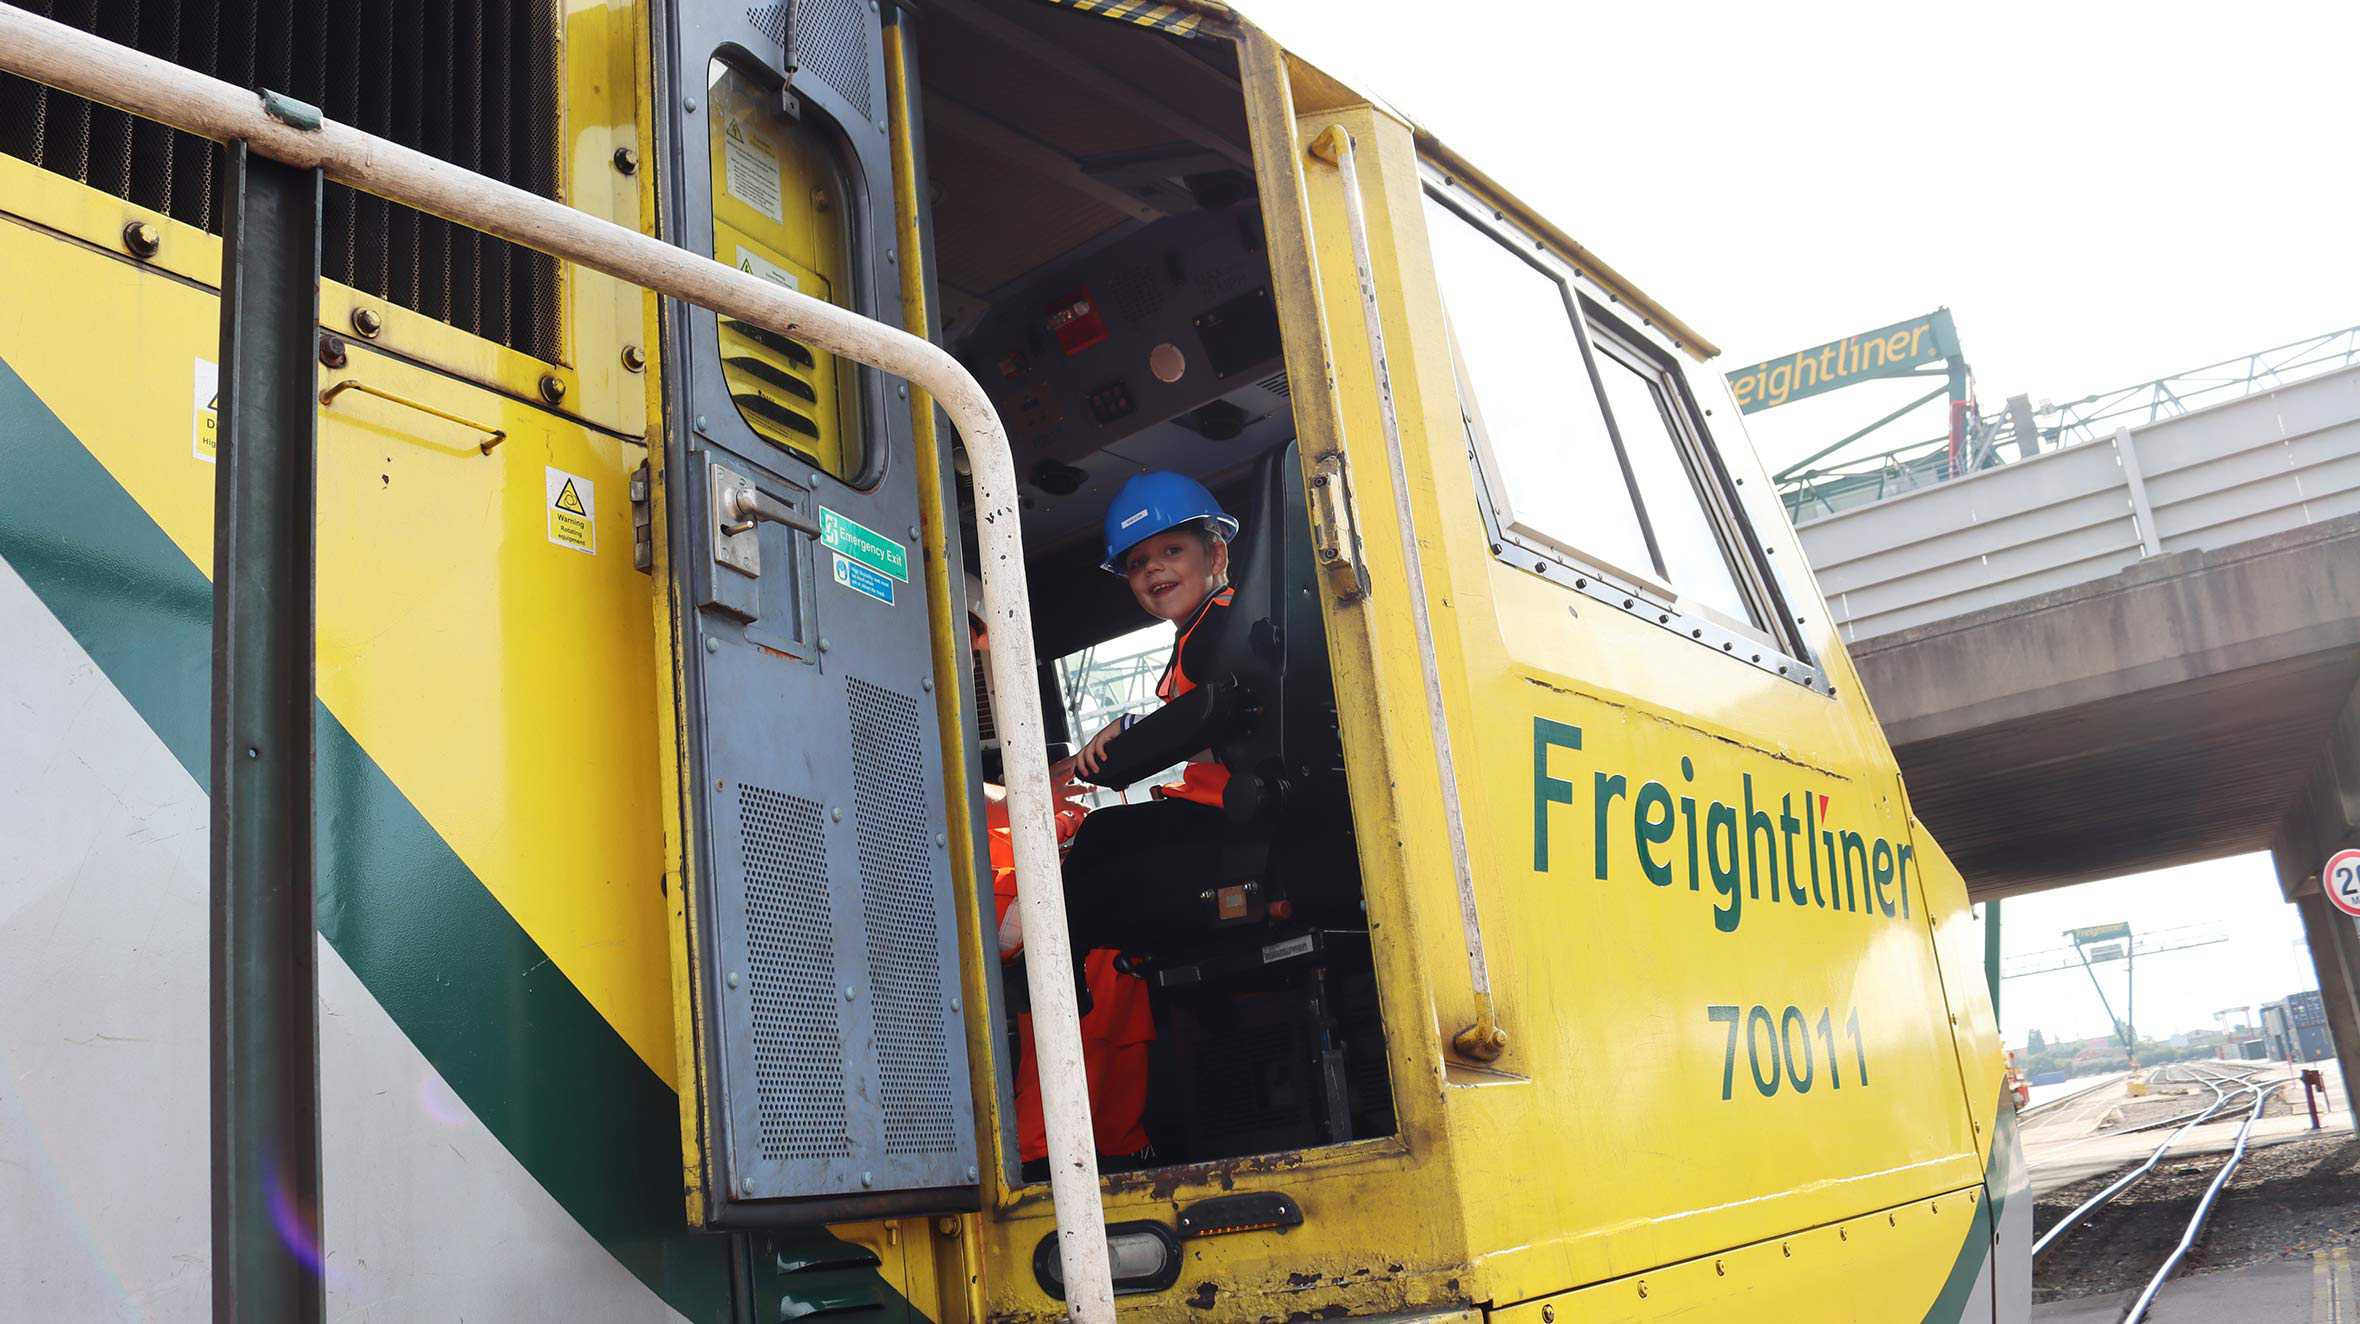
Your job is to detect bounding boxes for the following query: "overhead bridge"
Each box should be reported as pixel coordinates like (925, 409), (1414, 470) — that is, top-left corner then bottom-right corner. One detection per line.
(1792, 358), (2360, 1099)
(1798, 361), (2360, 901)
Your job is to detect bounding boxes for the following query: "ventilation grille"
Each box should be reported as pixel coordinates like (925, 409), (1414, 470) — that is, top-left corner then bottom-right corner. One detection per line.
(748, 0), (873, 119)
(0, 0), (562, 362)
(1257, 370), (1292, 399)
(747, 2), (789, 45)
(738, 784), (852, 1160)
(970, 647), (998, 744)
(1196, 1021), (1305, 1137)
(721, 317), (832, 448)
(846, 678), (959, 1155)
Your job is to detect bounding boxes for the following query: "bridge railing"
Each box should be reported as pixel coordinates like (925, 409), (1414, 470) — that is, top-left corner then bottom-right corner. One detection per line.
(1797, 362), (2360, 642)
(1780, 325), (2360, 525)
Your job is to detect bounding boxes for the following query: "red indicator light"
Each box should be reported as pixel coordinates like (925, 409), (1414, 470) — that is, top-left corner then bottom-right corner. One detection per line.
(1046, 287), (1109, 357)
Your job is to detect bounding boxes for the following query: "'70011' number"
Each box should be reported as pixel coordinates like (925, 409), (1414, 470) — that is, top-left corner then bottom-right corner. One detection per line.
(1708, 1004), (1867, 1099)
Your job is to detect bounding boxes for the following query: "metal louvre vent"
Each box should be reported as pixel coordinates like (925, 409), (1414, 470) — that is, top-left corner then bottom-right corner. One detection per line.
(737, 784), (852, 1160)
(720, 318), (829, 445)
(0, 0), (563, 362)
(845, 678), (959, 1155)
(970, 648), (998, 745)
(1257, 370), (1292, 399)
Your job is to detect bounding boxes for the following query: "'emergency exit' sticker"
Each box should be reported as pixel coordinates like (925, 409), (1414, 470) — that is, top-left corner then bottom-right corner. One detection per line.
(192, 358), (219, 462)
(818, 505), (909, 582)
(546, 467), (596, 554)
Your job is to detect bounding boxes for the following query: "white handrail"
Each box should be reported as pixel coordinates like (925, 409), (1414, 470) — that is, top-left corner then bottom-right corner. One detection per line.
(0, 6), (1116, 1318)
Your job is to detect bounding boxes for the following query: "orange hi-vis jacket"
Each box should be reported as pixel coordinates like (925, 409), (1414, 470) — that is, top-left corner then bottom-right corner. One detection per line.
(988, 798), (1153, 1163)
(1154, 585), (1235, 809)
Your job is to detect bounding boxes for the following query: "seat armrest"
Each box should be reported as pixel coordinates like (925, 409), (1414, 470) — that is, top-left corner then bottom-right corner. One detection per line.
(1079, 682), (1238, 790)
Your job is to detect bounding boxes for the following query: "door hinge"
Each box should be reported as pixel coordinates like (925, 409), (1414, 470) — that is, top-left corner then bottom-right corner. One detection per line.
(631, 459), (654, 573)
(1305, 448), (1368, 605)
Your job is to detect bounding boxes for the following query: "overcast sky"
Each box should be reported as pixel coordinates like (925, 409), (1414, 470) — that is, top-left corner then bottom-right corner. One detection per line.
(1237, 0), (2358, 1045)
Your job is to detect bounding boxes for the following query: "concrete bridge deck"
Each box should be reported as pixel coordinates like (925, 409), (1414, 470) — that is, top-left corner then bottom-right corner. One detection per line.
(1790, 361), (2360, 1107)
(1795, 363), (2360, 900)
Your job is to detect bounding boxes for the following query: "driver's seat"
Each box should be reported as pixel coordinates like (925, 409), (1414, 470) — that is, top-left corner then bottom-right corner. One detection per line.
(1081, 437), (1358, 947)
(1079, 441), (1381, 1156)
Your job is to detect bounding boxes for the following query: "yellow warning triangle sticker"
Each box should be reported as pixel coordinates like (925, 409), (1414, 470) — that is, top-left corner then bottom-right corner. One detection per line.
(554, 478), (588, 516)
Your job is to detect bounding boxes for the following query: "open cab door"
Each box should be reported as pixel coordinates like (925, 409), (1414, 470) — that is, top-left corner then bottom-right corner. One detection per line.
(645, 0), (979, 1227)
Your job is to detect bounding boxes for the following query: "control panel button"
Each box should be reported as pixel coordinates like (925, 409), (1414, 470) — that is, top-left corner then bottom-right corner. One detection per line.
(1087, 379), (1137, 425)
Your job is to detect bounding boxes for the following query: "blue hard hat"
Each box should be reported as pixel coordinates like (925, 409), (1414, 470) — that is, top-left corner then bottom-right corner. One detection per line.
(1100, 470), (1239, 574)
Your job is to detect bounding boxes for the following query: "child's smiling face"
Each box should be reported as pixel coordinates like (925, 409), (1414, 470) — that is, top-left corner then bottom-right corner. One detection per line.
(1121, 525), (1229, 623)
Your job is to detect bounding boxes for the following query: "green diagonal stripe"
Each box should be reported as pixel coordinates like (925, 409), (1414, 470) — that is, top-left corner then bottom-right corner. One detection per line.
(1919, 1090), (2023, 1323)
(1918, 1195), (1991, 1324)
(0, 356), (932, 1320)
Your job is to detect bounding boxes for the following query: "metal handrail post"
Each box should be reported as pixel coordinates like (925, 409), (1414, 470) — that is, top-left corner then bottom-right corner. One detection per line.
(209, 143), (326, 1324)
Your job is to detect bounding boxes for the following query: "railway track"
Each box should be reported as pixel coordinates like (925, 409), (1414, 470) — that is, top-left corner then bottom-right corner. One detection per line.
(2033, 1061), (2287, 1322)
(2020, 1071), (2131, 1133)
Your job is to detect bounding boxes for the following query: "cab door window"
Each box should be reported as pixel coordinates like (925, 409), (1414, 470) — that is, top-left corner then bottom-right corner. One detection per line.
(1418, 191), (1656, 585)
(705, 58), (865, 481)
(1422, 176), (1804, 673)
(1586, 324), (1761, 630)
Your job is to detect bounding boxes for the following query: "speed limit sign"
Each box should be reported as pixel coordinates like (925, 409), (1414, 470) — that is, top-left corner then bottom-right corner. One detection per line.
(2328, 848), (2360, 919)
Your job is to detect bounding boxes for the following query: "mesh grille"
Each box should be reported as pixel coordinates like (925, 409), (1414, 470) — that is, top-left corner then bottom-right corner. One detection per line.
(745, 0), (872, 119)
(738, 784), (852, 1160)
(800, 0), (874, 119)
(1197, 1021), (1304, 1136)
(1106, 264), (1163, 324)
(846, 678), (958, 1155)
(747, 3), (789, 46)
(0, 0), (563, 362)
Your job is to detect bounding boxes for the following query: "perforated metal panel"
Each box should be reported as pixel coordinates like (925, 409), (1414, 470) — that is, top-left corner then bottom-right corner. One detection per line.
(847, 680), (960, 1155)
(746, 0), (874, 117)
(1107, 263), (1166, 324)
(746, 2), (788, 44)
(737, 785), (851, 1159)
(796, 0), (875, 118)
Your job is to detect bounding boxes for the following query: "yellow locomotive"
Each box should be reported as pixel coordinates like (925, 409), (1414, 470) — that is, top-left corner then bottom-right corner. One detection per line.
(0, 0), (2023, 1318)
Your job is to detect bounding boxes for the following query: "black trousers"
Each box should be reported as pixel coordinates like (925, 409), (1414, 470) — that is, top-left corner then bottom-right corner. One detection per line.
(1061, 797), (1230, 958)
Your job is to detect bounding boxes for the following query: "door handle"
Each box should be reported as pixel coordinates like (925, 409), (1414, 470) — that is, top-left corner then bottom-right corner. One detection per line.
(717, 483), (820, 538)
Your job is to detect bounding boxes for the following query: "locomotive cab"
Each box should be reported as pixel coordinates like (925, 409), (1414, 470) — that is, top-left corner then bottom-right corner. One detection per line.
(647, 0), (1414, 1244)
(638, 0), (2020, 1317)
(923, 13), (1396, 1172)
(0, 0), (2025, 1318)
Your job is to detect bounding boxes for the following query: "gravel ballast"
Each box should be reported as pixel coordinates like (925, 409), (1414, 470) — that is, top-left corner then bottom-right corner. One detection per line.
(2032, 1129), (2360, 1303)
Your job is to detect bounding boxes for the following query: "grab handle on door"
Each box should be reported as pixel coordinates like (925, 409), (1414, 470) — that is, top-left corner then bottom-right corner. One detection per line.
(717, 483), (820, 538)
(318, 378), (508, 454)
